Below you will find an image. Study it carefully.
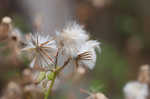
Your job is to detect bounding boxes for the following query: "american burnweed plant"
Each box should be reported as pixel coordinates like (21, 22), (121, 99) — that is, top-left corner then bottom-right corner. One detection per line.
(20, 21), (101, 99)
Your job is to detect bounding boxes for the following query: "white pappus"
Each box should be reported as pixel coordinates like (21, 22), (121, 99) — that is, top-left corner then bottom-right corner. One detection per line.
(22, 33), (57, 69)
(123, 81), (149, 99)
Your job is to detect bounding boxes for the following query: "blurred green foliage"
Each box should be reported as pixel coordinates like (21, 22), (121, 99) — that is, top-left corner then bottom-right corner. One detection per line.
(89, 80), (105, 93)
(13, 15), (31, 33)
(91, 42), (129, 99)
(116, 16), (136, 36)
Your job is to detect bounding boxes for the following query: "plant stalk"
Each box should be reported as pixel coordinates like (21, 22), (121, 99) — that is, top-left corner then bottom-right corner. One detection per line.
(44, 72), (56, 99)
(44, 57), (71, 99)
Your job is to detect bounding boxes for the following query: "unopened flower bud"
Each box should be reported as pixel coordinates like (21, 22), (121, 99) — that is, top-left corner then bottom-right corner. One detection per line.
(2, 16), (12, 24)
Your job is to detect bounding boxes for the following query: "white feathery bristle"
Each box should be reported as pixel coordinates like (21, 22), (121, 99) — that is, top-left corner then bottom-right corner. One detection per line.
(22, 33), (57, 68)
(86, 40), (101, 52)
(62, 22), (89, 42)
(79, 40), (101, 54)
(2, 16), (12, 24)
(56, 22), (89, 57)
(77, 40), (101, 70)
(123, 81), (149, 99)
(80, 49), (96, 70)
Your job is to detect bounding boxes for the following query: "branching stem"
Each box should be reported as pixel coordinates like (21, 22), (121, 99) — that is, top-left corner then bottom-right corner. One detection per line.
(44, 57), (71, 99)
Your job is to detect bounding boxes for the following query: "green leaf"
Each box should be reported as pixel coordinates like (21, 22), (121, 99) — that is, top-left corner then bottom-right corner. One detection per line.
(47, 72), (55, 80)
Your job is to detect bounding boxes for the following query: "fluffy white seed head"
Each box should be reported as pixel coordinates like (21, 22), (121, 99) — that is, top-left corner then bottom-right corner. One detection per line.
(58, 22), (89, 45)
(123, 81), (149, 99)
(76, 40), (100, 69)
(22, 33), (57, 68)
(56, 22), (89, 57)
(56, 22), (101, 70)
(2, 16), (12, 24)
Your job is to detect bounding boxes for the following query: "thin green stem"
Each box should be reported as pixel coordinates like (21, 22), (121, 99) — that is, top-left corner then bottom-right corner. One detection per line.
(44, 72), (56, 99)
(44, 57), (71, 99)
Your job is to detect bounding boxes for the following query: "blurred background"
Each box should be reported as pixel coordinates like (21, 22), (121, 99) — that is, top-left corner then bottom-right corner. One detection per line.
(0, 0), (150, 99)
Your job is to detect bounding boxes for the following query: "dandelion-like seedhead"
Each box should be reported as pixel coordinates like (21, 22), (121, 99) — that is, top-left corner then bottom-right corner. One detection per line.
(76, 40), (100, 69)
(2, 16), (12, 24)
(56, 22), (89, 57)
(56, 22), (100, 70)
(57, 22), (89, 45)
(123, 81), (149, 99)
(22, 33), (57, 68)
